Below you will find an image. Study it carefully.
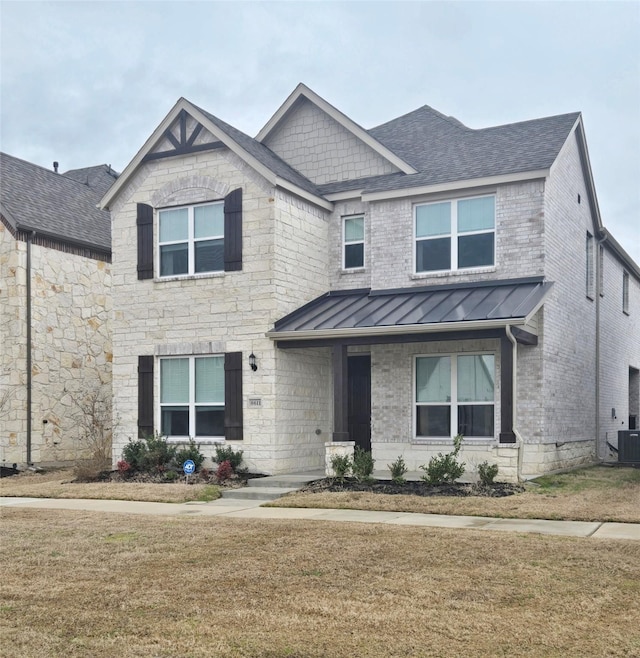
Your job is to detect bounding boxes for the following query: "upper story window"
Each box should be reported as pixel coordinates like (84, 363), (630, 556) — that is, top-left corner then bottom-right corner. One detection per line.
(415, 195), (495, 273)
(343, 215), (364, 269)
(158, 202), (224, 277)
(586, 232), (594, 299)
(623, 271), (630, 315)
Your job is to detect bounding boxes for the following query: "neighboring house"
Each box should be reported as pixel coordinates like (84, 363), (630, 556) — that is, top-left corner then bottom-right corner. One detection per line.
(101, 83), (639, 481)
(0, 153), (116, 466)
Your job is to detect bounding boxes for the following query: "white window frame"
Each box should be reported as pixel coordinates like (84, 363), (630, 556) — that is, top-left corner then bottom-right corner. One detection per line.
(623, 271), (630, 315)
(342, 214), (365, 270)
(158, 201), (224, 278)
(159, 355), (225, 440)
(414, 353), (496, 440)
(414, 194), (496, 274)
(586, 232), (594, 300)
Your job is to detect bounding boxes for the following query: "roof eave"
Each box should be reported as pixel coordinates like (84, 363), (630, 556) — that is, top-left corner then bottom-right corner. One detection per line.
(267, 317), (528, 342)
(360, 169), (550, 202)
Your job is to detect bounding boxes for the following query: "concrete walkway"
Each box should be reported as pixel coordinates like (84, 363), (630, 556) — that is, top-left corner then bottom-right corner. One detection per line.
(2, 496), (639, 540)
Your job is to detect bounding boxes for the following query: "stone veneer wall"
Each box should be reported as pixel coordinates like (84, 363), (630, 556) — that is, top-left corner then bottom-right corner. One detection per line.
(0, 221), (112, 466)
(263, 98), (400, 185)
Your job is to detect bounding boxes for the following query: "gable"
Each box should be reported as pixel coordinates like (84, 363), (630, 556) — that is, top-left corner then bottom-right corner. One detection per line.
(262, 97), (402, 185)
(144, 109), (223, 163)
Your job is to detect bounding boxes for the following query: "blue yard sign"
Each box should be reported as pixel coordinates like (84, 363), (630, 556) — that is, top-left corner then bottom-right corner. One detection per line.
(183, 459), (196, 475)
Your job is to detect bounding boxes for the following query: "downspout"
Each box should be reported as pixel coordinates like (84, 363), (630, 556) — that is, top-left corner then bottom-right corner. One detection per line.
(595, 233), (607, 460)
(505, 324), (524, 481)
(26, 231), (35, 465)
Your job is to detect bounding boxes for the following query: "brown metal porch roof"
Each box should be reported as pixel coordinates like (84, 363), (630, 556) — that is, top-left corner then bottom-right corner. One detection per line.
(268, 277), (553, 341)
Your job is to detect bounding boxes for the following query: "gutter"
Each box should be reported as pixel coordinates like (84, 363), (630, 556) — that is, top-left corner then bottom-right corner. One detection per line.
(26, 231), (34, 465)
(505, 324), (524, 482)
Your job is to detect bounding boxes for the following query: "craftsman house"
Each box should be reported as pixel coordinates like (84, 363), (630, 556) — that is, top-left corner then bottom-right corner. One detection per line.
(0, 153), (116, 467)
(101, 84), (639, 481)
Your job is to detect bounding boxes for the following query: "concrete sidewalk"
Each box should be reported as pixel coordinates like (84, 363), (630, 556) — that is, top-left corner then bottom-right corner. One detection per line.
(2, 496), (639, 540)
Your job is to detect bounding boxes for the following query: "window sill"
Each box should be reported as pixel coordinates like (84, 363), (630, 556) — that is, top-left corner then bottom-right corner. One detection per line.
(341, 267), (366, 275)
(412, 437), (496, 446)
(155, 271), (225, 283)
(411, 266), (496, 280)
(166, 437), (225, 444)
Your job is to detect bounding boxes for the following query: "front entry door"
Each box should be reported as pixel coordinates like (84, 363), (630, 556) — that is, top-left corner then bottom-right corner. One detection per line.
(348, 355), (371, 452)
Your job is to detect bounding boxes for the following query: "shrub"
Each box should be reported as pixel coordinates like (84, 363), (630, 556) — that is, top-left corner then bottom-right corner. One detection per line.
(388, 456), (408, 485)
(352, 447), (375, 483)
(175, 439), (205, 472)
(121, 439), (148, 473)
(164, 470), (179, 482)
(477, 461), (499, 486)
(117, 459), (131, 475)
(216, 460), (234, 483)
(420, 434), (466, 485)
(330, 454), (352, 482)
(214, 445), (245, 473)
(121, 433), (185, 475)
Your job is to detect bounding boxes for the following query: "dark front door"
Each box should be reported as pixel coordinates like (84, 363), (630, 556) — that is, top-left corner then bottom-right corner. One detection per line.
(348, 355), (371, 452)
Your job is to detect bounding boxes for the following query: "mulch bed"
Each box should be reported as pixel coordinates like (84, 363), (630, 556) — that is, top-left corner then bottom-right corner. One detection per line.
(300, 478), (525, 498)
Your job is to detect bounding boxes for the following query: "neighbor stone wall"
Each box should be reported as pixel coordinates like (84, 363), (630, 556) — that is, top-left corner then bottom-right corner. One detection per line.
(0, 220), (112, 466)
(263, 98), (400, 185)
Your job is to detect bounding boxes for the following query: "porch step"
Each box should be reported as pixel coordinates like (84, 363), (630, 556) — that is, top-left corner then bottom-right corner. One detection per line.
(220, 486), (300, 501)
(221, 472), (323, 501)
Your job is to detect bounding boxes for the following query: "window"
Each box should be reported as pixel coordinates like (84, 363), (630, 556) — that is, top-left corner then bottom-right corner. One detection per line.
(343, 215), (364, 269)
(415, 354), (495, 438)
(623, 271), (630, 314)
(158, 202), (224, 277)
(160, 356), (224, 438)
(415, 195), (495, 273)
(586, 232), (594, 299)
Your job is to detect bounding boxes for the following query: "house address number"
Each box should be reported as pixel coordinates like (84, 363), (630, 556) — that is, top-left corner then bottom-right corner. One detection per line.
(249, 398), (262, 407)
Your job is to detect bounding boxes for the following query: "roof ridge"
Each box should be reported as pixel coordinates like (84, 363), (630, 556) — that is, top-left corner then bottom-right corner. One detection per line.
(472, 111), (581, 134)
(369, 104), (470, 133)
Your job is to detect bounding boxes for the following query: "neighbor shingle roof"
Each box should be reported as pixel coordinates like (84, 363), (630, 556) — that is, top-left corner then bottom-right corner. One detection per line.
(0, 153), (115, 252)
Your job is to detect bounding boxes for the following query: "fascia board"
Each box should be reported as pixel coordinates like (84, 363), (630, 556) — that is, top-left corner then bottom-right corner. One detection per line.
(266, 318), (525, 341)
(256, 83), (418, 175)
(571, 117), (604, 235)
(360, 169), (550, 202)
(324, 190), (366, 202)
(274, 177), (333, 211)
(522, 282), (554, 324)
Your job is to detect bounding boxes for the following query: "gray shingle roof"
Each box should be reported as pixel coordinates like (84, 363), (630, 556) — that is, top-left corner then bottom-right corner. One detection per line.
(0, 153), (114, 252)
(271, 278), (552, 337)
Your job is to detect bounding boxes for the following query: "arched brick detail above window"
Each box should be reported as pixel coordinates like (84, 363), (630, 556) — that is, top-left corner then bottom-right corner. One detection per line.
(151, 175), (231, 208)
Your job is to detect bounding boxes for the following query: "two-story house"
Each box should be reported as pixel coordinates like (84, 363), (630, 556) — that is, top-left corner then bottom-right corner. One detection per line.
(1, 153), (116, 467)
(101, 84), (639, 481)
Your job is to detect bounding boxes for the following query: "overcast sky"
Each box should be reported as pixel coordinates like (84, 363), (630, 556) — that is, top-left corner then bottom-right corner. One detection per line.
(1, 0), (638, 262)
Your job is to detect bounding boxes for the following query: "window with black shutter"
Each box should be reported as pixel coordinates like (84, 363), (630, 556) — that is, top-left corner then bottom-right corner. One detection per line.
(138, 355), (154, 437)
(224, 352), (243, 440)
(137, 203), (154, 279)
(224, 188), (242, 271)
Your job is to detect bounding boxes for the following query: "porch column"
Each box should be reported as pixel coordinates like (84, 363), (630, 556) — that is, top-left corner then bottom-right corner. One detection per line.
(499, 333), (516, 443)
(332, 343), (349, 441)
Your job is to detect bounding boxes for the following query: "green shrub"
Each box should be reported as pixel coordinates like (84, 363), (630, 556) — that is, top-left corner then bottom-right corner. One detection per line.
(420, 434), (466, 485)
(388, 456), (408, 484)
(163, 470), (179, 482)
(214, 445), (245, 473)
(330, 454), (352, 482)
(477, 461), (499, 486)
(352, 447), (375, 483)
(175, 439), (205, 471)
(121, 438), (149, 473)
(121, 433), (179, 475)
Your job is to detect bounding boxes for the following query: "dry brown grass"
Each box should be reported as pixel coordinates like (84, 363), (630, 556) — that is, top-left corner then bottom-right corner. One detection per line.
(0, 468), (219, 503)
(271, 466), (640, 523)
(1, 508), (639, 658)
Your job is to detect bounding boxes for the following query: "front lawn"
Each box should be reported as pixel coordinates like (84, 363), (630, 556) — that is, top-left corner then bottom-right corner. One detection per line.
(2, 508), (639, 658)
(269, 465), (640, 523)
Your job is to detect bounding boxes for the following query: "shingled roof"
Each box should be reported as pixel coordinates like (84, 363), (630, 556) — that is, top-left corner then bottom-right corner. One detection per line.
(0, 153), (116, 253)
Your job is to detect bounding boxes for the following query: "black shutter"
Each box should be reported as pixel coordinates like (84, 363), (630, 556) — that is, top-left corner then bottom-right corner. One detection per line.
(224, 352), (243, 440)
(137, 203), (154, 279)
(138, 355), (154, 438)
(224, 188), (242, 271)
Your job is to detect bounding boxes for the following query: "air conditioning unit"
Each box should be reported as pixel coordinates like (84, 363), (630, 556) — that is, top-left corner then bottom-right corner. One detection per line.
(618, 431), (640, 466)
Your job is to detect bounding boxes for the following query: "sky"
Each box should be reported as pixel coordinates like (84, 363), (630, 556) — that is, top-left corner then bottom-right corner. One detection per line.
(1, 0), (638, 262)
